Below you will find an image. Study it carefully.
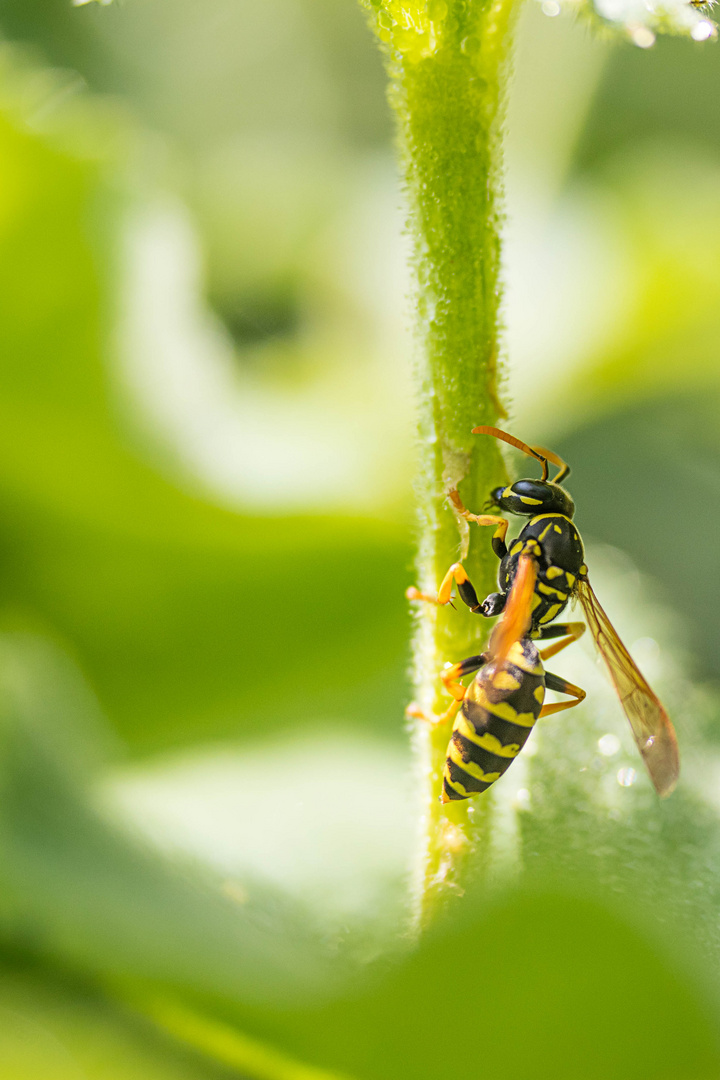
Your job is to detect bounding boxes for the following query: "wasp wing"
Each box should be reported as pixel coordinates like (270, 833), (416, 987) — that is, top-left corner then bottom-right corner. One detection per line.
(577, 577), (679, 798)
(489, 554), (537, 670)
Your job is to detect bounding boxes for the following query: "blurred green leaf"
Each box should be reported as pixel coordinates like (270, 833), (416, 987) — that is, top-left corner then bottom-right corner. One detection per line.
(165, 886), (720, 1080)
(4, 616), (720, 1080)
(0, 66), (411, 756)
(1, 617), (717, 1080)
(0, 964), (236, 1080)
(570, 146), (720, 411)
(0, 635), (345, 1007)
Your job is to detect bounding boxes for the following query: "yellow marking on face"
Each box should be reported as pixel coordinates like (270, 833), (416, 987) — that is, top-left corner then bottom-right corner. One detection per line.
(546, 566), (564, 580)
(534, 684), (545, 704)
(455, 721), (521, 758)
(492, 669), (522, 692)
(448, 744), (502, 783)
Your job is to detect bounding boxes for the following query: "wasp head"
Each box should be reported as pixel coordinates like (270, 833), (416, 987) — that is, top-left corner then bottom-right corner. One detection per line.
(490, 479), (575, 519)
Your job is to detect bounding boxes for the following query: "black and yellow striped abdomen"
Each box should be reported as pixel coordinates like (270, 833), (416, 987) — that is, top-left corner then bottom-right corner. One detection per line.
(442, 638), (545, 803)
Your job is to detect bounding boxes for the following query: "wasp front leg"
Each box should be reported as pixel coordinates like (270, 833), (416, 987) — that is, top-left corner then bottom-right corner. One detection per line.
(406, 491), (509, 613)
(448, 489), (509, 560)
(406, 562), (487, 615)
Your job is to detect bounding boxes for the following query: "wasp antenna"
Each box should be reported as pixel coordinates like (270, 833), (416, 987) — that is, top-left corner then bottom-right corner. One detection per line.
(472, 425), (549, 482)
(531, 444), (570, 484)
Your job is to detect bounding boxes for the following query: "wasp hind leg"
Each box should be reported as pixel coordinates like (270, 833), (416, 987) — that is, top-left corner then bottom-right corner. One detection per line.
(406, 699), (463, 728)
(406, 653), (488, 726)
(535, 623), (586, 716)
(539, 669), (586, 718)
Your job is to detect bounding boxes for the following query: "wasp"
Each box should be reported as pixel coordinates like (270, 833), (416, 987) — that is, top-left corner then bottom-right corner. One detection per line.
(407, 426), (680, 804)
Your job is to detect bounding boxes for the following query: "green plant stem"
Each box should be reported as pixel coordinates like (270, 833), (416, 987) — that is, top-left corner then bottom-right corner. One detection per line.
(362, 0), (521, 928)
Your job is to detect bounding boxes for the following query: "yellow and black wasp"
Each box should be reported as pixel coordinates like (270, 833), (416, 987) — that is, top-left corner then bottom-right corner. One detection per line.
(407, 426), (680, 804)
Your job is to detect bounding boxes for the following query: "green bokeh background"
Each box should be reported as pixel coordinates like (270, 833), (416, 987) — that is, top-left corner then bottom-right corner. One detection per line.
(0, 1), (719, 1077)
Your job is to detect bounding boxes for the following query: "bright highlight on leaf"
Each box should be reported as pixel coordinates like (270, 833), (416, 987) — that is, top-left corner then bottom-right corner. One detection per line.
(541, 0), (717, 45)
(365, 0), (717, 54)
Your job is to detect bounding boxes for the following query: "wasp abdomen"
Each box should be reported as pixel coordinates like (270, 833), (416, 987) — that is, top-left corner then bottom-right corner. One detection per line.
(442, 640), (544, 802)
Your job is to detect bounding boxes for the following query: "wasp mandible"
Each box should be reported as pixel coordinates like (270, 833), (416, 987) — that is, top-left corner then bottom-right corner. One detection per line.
(407, 426), (680, 804)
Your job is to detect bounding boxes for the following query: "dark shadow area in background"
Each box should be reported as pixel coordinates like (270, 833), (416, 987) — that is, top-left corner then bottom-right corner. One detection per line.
(575, 35), (720, 172)
(557, 393), (720, 681)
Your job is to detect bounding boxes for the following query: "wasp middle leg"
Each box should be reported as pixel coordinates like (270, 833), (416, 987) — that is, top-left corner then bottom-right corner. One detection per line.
(539, 670), (586, 717)
(537, 621), (585, 662)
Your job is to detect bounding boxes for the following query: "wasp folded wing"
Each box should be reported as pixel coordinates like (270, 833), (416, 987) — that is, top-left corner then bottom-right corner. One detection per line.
(577, 578), (679, 798)
(489, 553), (537, 670)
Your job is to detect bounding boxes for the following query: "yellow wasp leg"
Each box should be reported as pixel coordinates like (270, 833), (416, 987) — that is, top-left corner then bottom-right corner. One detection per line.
(406, 491), (510, 607)
(406, 698), (463, 728)
(448, 489), (509, 558)
(406, 653), (488, 726)
(441, 655), (488, 699)
(539, 672), (586, 718)
(406, 561), (471, 606)
(538, 622), (585, 662)
(448, 489), (506, 530)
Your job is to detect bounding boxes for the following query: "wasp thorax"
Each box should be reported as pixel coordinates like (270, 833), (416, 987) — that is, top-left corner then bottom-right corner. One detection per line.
(492, 479), (575, 518)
